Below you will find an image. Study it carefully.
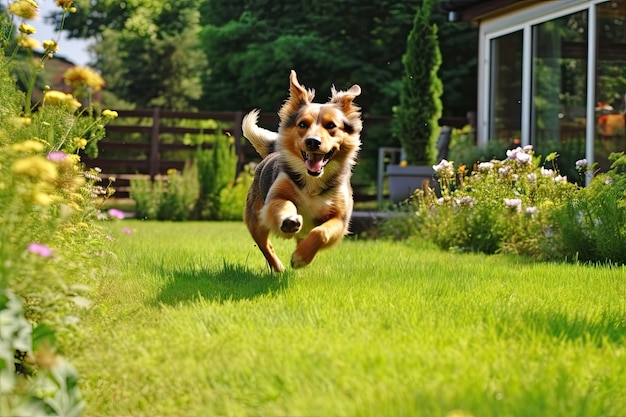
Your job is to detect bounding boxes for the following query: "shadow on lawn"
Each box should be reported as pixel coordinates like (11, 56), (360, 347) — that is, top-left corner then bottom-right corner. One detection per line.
(495, 309), (626, 346)
(154, 261), (290, 306)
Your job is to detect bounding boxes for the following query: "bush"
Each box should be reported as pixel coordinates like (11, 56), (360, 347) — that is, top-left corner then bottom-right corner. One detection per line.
(405, 146), (580, 258)
(1, 4), (117, 414)
(550, 152), (626, 263)
(130, 134), (252, 221)
(400, 145), (626, 264)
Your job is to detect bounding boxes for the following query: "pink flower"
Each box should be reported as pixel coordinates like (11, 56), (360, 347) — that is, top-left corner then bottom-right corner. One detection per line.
(28, 242), (52, 257)
(47, 151), (67, 161)
(122, 228), (132, 235)
(108, 208), (125, 219)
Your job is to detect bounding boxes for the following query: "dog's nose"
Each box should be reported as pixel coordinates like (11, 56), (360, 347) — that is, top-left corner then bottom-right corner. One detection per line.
(305, 137), (321, 151)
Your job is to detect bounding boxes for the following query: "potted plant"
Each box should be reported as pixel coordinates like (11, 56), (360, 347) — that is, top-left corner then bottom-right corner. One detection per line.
(388, 0), (443, 202)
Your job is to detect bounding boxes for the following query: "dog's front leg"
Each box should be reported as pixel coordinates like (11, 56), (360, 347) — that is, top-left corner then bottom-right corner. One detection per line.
(291, 217), (346, 268)
(260, 198), (302, 238)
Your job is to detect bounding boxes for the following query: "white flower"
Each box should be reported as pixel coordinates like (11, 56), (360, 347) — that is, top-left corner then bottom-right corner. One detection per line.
(575, 159), (588, 169)
(523, 145), (533, 153)
(525, 206), (538, 216)
(553, 175), (567, 183)
(504, 198), (522, 212)
(498, 167), (509, 176)
(457, 196), (476, 208)
(527, 173), (537, 183)
(432, 159), (454, 177)
(540, 167), (554, 177)
(478, 162), (494, 171)
(506, 147), (532, 164)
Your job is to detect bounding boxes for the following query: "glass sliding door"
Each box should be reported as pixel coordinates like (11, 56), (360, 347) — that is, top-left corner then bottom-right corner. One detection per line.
(595, 0), (626, 171)
(531, 10), (588, 182)
(489, 31), (523, 145)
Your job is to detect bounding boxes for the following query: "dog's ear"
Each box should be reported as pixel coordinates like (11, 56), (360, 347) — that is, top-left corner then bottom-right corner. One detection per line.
(330, 84), (362, 113)
(279, 70), (315, 123)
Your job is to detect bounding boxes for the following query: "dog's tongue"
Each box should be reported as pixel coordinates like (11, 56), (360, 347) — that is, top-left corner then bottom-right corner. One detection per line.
(306, 154), (325, 173)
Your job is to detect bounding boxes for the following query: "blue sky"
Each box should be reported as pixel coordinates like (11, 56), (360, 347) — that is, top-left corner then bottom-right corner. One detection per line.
(32, 0), (91, 66)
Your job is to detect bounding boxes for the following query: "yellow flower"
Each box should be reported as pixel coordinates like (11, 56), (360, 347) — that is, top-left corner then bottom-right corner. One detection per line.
(19, 23), (36, 34)
(102, 109), (118, 119)
(399, 160), (408, 167)
(43, 90), (82, 112)
(12, 155), (58, 182)
(56, 0), (73, 10)
(75, 137), (88, 149)
(8, 0), (38, 20)
(64, 66), (105, 91)
(43, 39), (59, 53)
(17, 36), (41, 50)
(10, 116), (33, 128)
(11, 139), (45, 153)
(66, 154), (81, 165)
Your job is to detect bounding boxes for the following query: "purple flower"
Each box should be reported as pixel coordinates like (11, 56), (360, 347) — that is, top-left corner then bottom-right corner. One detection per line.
(28, 242), (52, 257)
(47, 151), (67, 161)
(108, 208), (125, 219)
(122, 228), (132, 235)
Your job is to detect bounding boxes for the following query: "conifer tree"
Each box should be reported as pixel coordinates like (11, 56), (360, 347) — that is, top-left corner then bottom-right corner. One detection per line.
(392, 0), (443, 165)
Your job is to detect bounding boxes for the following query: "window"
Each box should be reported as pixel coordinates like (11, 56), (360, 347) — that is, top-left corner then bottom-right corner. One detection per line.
(531, 11), (588, 180)
(481, 0), (626, 178)
(595, 0), (626, 171)
(489, 31), (523, 145)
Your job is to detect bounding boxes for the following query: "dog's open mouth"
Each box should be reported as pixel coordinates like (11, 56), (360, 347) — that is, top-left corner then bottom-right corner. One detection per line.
(301, 149), (335, 176)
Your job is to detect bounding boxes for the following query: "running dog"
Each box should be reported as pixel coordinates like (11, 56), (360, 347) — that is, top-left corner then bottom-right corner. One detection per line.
(242, 70), (362, 272)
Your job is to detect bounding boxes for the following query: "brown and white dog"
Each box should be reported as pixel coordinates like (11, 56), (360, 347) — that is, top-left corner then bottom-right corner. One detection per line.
(242, 70), (362, 272)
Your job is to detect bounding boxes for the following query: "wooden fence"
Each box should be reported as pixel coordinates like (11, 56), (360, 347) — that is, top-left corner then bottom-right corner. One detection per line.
(82, 109), (470, 199)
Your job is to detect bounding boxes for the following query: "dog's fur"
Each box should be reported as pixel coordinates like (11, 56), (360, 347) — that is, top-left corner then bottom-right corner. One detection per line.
(242, 70), (362, 272)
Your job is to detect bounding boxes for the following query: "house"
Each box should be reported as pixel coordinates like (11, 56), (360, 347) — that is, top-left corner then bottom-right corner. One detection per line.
(441, 0), (626, 176)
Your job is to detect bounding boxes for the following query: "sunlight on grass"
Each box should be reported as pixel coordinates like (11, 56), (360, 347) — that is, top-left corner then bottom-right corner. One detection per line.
(74, 220), (626, 417)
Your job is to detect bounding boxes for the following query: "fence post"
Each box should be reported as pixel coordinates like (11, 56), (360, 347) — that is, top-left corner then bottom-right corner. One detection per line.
(149, 108), (161, 179)
(233, 111), (244, 178)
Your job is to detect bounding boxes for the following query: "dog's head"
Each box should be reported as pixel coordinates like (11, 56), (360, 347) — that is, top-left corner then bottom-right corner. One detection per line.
(277, 70), (362, 178)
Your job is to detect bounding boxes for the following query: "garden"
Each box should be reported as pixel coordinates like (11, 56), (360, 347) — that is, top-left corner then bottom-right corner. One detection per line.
(1, 1), (625, 416)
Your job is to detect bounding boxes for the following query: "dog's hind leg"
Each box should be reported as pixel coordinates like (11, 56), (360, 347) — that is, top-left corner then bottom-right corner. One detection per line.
(291, 217), (347, 268)
(248, 225), (285, 273)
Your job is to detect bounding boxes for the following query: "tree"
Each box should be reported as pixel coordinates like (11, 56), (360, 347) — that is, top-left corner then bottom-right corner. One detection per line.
(51, 0), (207, 109)
(392, 0), (443, 165)
(197, 0), (421, 115)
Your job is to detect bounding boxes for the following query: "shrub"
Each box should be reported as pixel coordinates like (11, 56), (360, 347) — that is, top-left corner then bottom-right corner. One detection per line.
(1, 4), (117, 414)
(406, 146), (580, 258)
(129, 134), (251, 221)
(391, 0), (443, 165)
(550, 153), (626, 264)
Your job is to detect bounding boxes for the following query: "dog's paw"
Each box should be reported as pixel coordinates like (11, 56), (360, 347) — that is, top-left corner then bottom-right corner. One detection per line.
(280, 214), (302, 234)
(291, 252), (309, 269)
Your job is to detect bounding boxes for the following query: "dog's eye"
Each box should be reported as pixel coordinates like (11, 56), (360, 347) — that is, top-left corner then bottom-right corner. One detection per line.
(325, 122), (337, 129)
(297, 121), (309, 129)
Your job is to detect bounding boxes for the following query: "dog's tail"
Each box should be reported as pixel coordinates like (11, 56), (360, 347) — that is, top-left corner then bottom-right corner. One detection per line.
(242, 109), (278, 159)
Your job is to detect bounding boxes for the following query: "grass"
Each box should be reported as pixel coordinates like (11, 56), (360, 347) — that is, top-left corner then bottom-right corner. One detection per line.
(72, 220), (625, 417)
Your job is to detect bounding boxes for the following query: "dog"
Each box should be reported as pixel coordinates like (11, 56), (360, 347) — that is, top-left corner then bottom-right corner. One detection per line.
(242, 70), (362, 272)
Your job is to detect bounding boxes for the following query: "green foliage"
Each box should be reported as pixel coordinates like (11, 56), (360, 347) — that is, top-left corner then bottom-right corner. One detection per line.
(551, 152), (626, 263)
(403, 146), (626, 264)
(131, 165), (199, 221)
(130, 133), (250, 220)
(65, 0), (208, 109)
(194, 134), (237, 219)
(406, 146), (580, 257)
(392, 0), (443, 165)
(0, 7), (118, 414)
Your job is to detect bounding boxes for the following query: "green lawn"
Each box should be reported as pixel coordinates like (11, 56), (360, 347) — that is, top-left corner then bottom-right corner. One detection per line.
(73, 220), (626, 417)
